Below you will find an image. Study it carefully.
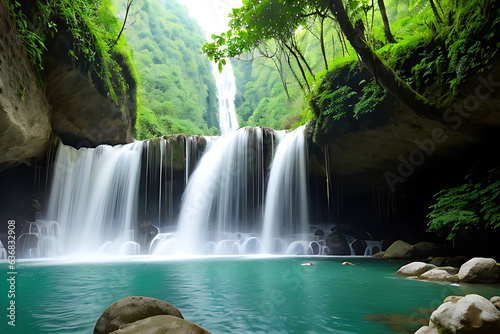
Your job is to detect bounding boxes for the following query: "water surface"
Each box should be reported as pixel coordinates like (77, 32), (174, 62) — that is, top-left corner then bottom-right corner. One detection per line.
(2, 257), (499, 333)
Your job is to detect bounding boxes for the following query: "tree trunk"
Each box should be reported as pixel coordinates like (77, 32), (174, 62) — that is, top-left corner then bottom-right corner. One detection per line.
(283, 43), (311, 92)
(378, 0), (397, 43)
(429, 0), (444, 24)
(332, 34), (336, 59)
(320, 16), (328, 70)
(283, 45), (306, 93)
(271, 52), (291, 101)
(115, 0), (133, 44)
(328, 0), (438, 119)
(291, 38), (315, 81)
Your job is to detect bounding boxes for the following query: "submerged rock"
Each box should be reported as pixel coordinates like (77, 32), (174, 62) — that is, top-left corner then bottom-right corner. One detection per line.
(94, 296), (183, 334)
(364, 312), (429, 333)
(458, 257), (500, 283)
(109, 315), (210, 334)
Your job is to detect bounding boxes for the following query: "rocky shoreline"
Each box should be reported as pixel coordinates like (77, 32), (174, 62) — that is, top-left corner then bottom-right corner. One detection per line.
(380, 239), (500, 333)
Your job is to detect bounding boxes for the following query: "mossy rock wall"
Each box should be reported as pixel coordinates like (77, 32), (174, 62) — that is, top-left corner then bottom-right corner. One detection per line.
(0, 0), (52, 171)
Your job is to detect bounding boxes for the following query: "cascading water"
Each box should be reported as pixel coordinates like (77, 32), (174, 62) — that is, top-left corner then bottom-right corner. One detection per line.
(215, 61), (239, 135)
(151, 126), (311, 255)
(44, 142), (142, 256)
(261, 125), (310, 254)
(154, 127), (274, 255)
(34, 125), (318, 257)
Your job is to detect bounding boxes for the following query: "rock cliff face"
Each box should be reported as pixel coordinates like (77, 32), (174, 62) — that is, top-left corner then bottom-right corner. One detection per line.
(305, 59), (500, 241)
(307, 61), (500, 194)
(0, 1), (52, 171)
(0, 2), (136, 172)
(44, 30), (136, 148)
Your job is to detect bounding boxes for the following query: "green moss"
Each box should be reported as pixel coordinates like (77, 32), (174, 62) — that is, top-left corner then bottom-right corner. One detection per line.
(309, 0), (499, 142)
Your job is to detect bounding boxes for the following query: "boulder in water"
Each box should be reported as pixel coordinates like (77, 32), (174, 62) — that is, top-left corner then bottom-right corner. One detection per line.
(94, 296), (183, 334)
(458, 257), (500, 283)
(416, 294), (500, 334)
(325, 232), (351, 255)
(383, 240), (416, 259)
(137, 220), (159, 254)
(419, 268), (458, 282)
(396, 262), (435, 276)
(109, 315), (210, 334)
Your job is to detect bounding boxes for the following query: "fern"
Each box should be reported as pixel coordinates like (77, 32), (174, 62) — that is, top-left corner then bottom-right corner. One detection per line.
(321, 86), (356, 119)
(428, 167), (500, 240)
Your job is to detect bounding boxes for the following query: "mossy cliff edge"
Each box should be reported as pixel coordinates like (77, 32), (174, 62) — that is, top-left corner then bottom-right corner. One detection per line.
(0, 0), (138, 171)
(306, 0), (500, 192)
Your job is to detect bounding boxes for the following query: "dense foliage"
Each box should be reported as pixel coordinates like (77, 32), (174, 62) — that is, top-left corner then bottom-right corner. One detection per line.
(428, 168), (500, 240)
(114, 0), (220, 139)
(204, 0), (499, 133)
(7, 0), (138, 111)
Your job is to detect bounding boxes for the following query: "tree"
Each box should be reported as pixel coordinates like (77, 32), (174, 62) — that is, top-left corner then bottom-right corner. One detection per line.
(328, 0), (437, 118)
(203, 0), (323, 92)
(378, 0), (396, 43)
(204, 0), (439, 120)
(115, 0), (134, 44)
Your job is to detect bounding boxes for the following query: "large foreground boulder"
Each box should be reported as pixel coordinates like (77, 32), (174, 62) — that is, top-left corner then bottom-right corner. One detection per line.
(416, 294), (500, 333)
(458, 257), (500, 283)
(109, 315), (210, 334)
(94, 296), (184, 334)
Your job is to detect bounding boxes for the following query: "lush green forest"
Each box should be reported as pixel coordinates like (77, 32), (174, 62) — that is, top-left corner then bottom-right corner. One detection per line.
(205, 0), (500, 134)
(114, 0), (220, 139)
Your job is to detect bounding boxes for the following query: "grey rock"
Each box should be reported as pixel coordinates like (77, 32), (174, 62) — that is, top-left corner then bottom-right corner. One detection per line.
(109, 315), (210, 334)
(94, 296), (183, 334)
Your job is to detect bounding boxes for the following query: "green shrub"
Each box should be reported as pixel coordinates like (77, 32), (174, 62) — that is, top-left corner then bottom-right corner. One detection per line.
(428, 168), (500, 240)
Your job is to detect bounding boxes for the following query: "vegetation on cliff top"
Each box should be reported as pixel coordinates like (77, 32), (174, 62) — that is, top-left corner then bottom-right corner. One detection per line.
(7, 0), (138, 114)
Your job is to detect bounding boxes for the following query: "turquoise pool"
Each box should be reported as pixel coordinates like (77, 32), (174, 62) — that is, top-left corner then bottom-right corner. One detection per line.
(2, 256), (499, 333)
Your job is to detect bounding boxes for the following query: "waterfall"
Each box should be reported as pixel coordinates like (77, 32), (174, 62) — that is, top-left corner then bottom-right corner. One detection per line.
(36, 125), (314, 257)
(215, 62), (239, 135)
(262, 125), (310, 253)
(163, 127), (274, 255)
(44, 142), (142, 256)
